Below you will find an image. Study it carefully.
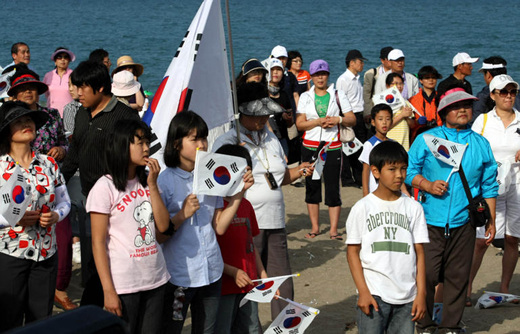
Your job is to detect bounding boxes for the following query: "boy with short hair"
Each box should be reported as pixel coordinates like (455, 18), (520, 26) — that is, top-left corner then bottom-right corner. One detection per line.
(346, 141), (428, 334)
(359, 103), (393, 196)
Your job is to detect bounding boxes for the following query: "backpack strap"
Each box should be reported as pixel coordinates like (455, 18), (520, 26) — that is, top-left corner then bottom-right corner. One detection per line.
(335, 90), (344, 116)
(370, 68), (377, 97)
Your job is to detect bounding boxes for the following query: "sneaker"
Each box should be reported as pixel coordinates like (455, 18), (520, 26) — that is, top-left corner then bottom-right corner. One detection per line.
(72, 242), (81, 264)
(416, 326), (437, 334)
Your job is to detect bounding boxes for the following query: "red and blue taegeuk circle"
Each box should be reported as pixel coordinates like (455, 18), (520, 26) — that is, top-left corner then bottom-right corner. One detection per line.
(213, 166), (231, 185)
(12, 185), (25, 204)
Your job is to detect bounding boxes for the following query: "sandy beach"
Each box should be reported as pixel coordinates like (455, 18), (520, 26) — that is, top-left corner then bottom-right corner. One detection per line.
(59, 183), (519, 333)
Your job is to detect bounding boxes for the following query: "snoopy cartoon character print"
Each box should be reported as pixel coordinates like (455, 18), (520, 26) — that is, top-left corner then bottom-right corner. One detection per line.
(0, 152), (64, 261)
(134, 201), (154, 247)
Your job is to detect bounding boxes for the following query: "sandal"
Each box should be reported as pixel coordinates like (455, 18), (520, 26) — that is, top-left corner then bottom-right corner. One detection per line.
(330, 234), (343, 240)
(305, 232), (320, 239)
(465, 296), (472, 307)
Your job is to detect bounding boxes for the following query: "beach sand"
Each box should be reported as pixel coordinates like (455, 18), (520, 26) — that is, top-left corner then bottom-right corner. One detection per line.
(59, 184), (519, 333)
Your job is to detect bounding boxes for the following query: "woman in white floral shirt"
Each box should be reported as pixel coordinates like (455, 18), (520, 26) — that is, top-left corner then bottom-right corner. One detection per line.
(0, 101), (71, 331)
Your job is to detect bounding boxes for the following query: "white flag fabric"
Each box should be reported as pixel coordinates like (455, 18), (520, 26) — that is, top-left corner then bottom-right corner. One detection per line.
(0, 164), (32, 227)
(142, 0), (233, 168)
(475, 291), (520, 309)
(496, 160), (512, 196)
(193, 150), (247, 197)
(311, 142), (331, 180)
(264, 298), (319, 334)
(342, 137), (363, 156)
(239, 275), (292, 308)
(372, 87), (407, 113)
(0, 69), (15, 99)
(423, 134), (467, 170)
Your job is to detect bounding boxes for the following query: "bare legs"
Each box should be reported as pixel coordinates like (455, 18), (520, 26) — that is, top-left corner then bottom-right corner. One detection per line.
(306, 203), (341, 237)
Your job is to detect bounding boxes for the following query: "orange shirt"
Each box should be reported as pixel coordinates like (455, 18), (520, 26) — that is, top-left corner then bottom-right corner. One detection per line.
(409, 88), (442, 140)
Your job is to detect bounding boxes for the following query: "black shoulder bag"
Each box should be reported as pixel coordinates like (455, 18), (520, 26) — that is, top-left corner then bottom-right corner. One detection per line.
(458, 165), (491, 228)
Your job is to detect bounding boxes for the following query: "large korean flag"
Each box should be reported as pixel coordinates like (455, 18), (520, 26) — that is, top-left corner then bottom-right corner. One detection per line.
(193, 150), (247, 196)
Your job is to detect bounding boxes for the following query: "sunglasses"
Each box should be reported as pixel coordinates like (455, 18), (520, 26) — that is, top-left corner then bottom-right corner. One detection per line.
(55, 55), (70, 60)
(494, 88), (518, 97)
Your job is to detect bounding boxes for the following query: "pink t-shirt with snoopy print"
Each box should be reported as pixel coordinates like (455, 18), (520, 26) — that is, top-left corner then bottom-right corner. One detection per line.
(86, 175), (170, 294)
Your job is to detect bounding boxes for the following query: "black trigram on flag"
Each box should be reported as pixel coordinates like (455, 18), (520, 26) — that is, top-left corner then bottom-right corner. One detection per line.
(17, 174), (24, 182)
(2, 194), (10, 204)
(302, 311), (311, 317)
(206, 159), (216, 170)
(205, 178), (214, 189)
(193, 33), (203, 61)
(12, 207), (20, 215)
(432, 138), (439, 145)
(450, 145), (458, 153)
(273, 327), (283, 334)
(231, 162), (239, 173)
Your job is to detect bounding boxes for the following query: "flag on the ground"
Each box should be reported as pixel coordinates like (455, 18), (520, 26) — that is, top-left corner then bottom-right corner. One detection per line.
(264, 296), (320, 334)
(142, 0), (233, 166)
(342, 137), (363, 156)
(423, 134), (467, 182)
(239, 274), (299, 307)
(193, 150), (247, 196)
(0, 164), (32, 227)
(311, 142), (331, 180)
(475, 291), (520, 309)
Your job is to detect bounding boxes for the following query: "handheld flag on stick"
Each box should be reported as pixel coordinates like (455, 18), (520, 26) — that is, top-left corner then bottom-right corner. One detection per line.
(239, 273), (300, 307)
(475, 291), (520, 309)
(0, 68), (15, 99)
(342, 137), (363, 156)
(264, 296), (320, 334)
(193, 150), (247, 196)
(0, 164), (32, 227)
(311, 141), (332, 180)
(142, 0), (233, 167)
(423, 134), (467, 182)
(372, 86), (420, 116)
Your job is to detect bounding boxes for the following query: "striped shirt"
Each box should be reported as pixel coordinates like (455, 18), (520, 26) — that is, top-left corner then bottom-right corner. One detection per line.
(61, 95), (139, 195)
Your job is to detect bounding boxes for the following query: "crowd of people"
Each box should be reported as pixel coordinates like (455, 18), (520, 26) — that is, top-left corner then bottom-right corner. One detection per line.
(0, 40), (518, 334)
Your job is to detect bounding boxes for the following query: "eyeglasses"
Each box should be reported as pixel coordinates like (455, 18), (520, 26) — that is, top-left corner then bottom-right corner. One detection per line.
(494, 88), (518, 97)
(56, 55), (70, 60)
(292, 59), (302, 63)
(422, 76), (437, 80)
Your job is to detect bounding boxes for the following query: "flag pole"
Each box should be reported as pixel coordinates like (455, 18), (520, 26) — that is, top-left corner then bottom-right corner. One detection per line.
(274, 296), (320, 315)
(251, 273), (300, 283)
(224, 0), (241, 143)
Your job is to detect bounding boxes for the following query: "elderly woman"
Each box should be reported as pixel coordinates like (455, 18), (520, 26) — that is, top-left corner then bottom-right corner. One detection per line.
(467, 75), (520, 304)
(296, 59), (356, 240)
(213, 82), (313, 319)
(0, 101), (70, 331)
(43, 47), (76, 117)
(406, 87), (498, 333)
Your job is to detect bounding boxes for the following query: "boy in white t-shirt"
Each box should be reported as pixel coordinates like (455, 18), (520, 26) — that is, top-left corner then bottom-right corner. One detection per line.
(346, 141), (429, 334)
(359, 103), (393, 197)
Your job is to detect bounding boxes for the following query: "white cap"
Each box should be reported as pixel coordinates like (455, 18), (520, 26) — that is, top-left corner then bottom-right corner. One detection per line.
(267, 58), (284, 82)
(452, 52), (479, 66)
(489, 74), (519, 92)
(478, 62), (506, 73)
(271, 45), (288, 58)
(388, 49), (405, 61)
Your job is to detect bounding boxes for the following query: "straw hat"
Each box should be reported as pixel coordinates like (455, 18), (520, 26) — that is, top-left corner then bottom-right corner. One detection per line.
(112, 55), (144, 77)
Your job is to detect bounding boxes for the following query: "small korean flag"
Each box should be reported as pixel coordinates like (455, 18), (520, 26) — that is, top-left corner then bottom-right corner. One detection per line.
(311, 142), (331, 180)
(0, 68), (15, 98)
(193, 150), (247, 196)
(342, 137), (363, 156)
(0, 164), (32, 227)
(372, 87), (406, 113)
(264, 298), (319, 334)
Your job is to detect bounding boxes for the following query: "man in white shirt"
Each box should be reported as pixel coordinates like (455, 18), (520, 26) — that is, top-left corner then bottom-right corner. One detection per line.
(374, 49), (419, 100)
(337, 49), (367, 187)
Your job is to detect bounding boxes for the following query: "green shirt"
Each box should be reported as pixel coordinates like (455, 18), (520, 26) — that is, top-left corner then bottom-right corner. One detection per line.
(314, 92), (330, 118)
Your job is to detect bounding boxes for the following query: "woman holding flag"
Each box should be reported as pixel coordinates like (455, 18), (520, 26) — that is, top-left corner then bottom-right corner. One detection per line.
(213, 82), (313, 320)
(296, 59), (356, 240)
(406, 87), (498, 334)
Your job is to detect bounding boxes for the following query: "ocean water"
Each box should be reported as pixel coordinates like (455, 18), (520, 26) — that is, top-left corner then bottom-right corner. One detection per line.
(2, 0), (520, 95)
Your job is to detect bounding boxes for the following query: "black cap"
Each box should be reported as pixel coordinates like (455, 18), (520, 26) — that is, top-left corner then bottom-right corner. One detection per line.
(345, 50), (367, 64)
(379, 46), (394, 60)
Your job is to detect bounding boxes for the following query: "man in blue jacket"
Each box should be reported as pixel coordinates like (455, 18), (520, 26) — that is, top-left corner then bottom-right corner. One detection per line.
(406, 87), (498, 334)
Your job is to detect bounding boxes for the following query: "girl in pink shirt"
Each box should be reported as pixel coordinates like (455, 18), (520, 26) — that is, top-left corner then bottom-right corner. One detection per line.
(86, 119), (171, 334)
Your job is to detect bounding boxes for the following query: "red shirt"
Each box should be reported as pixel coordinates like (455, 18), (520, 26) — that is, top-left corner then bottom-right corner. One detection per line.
(217, 198), (260, 295)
